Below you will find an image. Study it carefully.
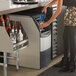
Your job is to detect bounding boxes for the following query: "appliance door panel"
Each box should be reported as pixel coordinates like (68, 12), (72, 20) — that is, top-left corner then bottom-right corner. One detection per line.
(40, 34), (51, 52)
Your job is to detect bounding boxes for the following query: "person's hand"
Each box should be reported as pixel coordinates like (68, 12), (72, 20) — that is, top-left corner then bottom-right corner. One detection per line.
(39, 22), (49, 29)
(42, 6), (47, 14)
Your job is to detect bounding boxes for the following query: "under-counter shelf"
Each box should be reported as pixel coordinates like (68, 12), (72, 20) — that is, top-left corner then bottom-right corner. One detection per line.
(13, 39), (28, 51)
(0, 20), (29, 53)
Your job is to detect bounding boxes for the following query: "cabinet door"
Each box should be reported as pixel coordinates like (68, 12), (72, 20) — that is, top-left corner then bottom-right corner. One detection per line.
(0, 27), (13, 53)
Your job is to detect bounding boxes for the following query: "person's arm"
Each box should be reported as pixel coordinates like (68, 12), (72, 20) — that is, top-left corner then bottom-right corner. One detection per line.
(46, 0), (63, 25)
(40, 0), (63, 28)
(45, 0), (57, 8)
(42, 0), (57, 13)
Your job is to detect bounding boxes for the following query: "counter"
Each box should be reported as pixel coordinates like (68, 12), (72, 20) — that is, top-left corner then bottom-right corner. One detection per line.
(0, 0), (50, 15)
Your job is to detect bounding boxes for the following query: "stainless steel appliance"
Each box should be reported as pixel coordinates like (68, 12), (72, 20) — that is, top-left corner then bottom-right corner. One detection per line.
(13, 0), (38, 4)
(51, 6), (67, 59)
(8, 7), (52, 69)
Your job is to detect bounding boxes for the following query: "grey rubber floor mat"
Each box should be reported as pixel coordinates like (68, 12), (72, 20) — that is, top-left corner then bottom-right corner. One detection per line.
(38, 66), (76, 76)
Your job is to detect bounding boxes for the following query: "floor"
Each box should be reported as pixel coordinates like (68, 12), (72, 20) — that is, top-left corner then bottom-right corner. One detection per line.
(0, 55), (63, 76)
(38, 63), (76, 76)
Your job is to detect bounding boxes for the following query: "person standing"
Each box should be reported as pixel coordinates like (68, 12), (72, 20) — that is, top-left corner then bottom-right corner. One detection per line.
(53, 0), (76, 72)
(58, 0), (76, 72)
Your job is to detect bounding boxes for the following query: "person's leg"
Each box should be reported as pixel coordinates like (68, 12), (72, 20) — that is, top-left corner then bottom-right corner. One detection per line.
(59, 27), (70, 72)
(55, 27), (69, 67)
(69, 27), (76, 72)
(63, 27), (70, 60)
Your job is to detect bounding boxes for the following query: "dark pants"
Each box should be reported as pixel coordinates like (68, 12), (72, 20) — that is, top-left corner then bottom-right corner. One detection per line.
(63, 26), (76, 62)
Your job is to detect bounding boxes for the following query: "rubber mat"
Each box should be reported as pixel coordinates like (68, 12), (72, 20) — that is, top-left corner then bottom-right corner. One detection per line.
(38, 65), (76, 76)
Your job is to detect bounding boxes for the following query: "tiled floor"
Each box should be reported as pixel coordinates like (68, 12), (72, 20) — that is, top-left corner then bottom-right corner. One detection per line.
(0, 55), (63, 76)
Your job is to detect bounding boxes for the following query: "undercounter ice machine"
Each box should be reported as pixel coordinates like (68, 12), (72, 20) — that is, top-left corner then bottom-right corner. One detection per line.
(9, 7), (52, 69)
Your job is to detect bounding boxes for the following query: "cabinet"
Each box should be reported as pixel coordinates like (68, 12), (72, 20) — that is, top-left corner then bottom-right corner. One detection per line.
(0, 0), (47, 69)
(51, 5), (67, 58)
(0, 20), (28, 76)
(0, 27), (13, 53)
(7, 7), (52, 69)
(7, 14), (40, 69)
(0, 17), (28, 68)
